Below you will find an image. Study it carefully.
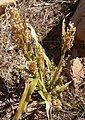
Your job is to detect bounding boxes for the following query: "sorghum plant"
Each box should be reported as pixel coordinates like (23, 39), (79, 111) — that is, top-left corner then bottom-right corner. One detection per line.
(6, 5), (76, 120)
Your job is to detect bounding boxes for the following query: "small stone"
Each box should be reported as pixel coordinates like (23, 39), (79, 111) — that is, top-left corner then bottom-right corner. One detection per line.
(71, 57), (84, 85)
(70, 0), (85, 41)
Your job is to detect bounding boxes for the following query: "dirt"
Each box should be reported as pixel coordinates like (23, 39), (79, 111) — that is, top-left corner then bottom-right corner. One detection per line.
(0, 0), (85, 120)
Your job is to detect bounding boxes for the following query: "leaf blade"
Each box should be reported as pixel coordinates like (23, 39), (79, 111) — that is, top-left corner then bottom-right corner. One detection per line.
(56, 81), (71, 93)
(13, 78), (38, 120)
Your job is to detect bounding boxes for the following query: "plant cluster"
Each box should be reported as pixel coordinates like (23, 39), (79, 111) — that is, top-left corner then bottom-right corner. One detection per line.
(6, 5), (76, 120)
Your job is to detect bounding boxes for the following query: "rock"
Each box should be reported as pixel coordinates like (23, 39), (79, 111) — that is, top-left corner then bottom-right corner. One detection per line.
(64, 46), (85, 89)
(70, 0), (85, 41)
(71, 57), (84, 85)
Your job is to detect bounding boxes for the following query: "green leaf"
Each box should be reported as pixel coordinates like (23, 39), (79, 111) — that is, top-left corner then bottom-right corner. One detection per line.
(28, 77), (36, 81)
(38, 101), (45, 105)
(23, 51), (31, 61)
(55, 76), (64, 85)
(25, 78), (38, 102)
(52, 76), (64, 90)
(61, 99), (78, 110)
(56, 81), (71, 93)
(27, 42), (31, 51)
(38, 90), (46, 101)
(13, 78), (38, 120)
(13, 82), (29, 120)
(21, 33), (25, 43)
(38, 79), (47, 92)
(38, 90), (51, 102)
(44, 53), (51, 70)
(19, 65), (37, 77)
(61, 38), (65, 59)
(51, 60), (63, 87)
(19, 65), (29, 71)
(30, 53), (35, 60)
